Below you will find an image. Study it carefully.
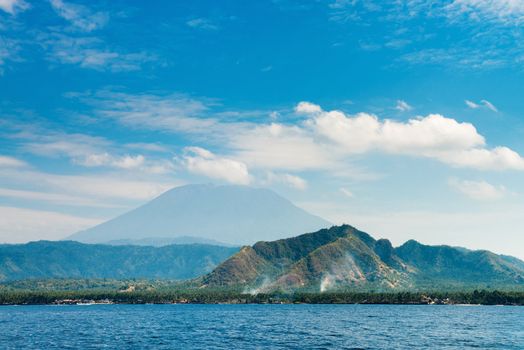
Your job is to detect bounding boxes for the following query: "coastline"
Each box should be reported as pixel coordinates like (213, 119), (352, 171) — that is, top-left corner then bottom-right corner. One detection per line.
(1, 290), (523, 306)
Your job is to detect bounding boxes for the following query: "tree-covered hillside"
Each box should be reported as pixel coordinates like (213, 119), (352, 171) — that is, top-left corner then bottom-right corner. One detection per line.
(0, 241), (238, 281)
(201, 225), (524, 292)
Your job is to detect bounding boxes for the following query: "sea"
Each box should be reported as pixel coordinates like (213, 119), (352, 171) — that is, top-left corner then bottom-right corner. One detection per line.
(0, 304), (522, 349)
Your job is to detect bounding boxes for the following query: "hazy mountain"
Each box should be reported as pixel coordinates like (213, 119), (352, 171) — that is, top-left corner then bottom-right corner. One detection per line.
(201, 225), (524, 292)
(0, 241), (238, 282)
(69, 184), (330, 245)
(106, 236), (234, 247)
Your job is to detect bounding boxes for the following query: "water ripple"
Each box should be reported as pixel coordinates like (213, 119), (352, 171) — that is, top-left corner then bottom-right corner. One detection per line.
(0, 304), (522, 349)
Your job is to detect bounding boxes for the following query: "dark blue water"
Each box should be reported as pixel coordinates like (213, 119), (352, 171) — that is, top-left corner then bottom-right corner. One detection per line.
(0, 304), (522, 349)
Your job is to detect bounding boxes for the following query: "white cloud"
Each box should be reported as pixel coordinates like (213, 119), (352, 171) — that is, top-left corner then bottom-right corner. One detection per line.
(45, 174), (175, 200)
(22, 132), (109, 159)
(181, 147), (251, 185)
(311, 111), (484, 154)
(295, 101), (322, 114)
(445, 0), (524, 25)
(465, 100), (480, 109)
(38, 33), (156, 72)
(75, 152), (112, 166)
(395, 100), (413, 112)
(0, 38), (21, 74)
(230, 123), (338, 171)
(400, 47), (507, 70)
(328, 1), (524, 70)
(0, 206), (102, 243)
(481, 99), (498, 112)
(185, 146), (214, 159)
(124, 143), (169, 153)
(0, 168), (176, 201)
(0, 188), (123, 208)
(465, 99), (498, 112)
(7, 122), (174, 174)
(304, 103), (524, 170)
(449, 178), (507, 200)
(0, 0), (28, 14)
(186, 18), (219, 30)
(265, 172), (308, 190)
(438, 147), (524, 171)
(113, 155), (145, 169)
(76, 92), (524, 174)
(340, 187), (354, 198)
(92, 92), (217, 133)
(7, 120), (176, 174)
(76, 153), (145, 169)
(49, 0), (108, 32)
(0, 155), (27, 168)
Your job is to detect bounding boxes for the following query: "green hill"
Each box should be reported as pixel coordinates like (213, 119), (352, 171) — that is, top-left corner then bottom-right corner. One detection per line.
(0, 241), (238, 282)
(201, 225), (524, 292)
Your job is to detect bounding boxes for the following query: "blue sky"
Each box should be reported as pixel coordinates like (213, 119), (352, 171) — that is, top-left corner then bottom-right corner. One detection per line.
(1, 0), (524, 258)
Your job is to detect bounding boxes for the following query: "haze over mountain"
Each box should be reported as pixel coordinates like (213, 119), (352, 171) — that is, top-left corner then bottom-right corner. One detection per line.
(106, 236), (234, 247)
(201, 225), (524, 292)
(0, 241), (238, 282)
(69, 184), (330, 245)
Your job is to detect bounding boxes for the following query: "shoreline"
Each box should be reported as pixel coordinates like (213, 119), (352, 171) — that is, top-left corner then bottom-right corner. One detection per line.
(1, 290), (523, 306)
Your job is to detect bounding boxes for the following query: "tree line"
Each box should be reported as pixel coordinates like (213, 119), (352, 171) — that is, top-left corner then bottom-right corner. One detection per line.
(1, 289), (523, 305)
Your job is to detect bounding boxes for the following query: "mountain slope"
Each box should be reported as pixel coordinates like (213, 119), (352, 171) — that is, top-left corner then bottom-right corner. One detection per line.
(201, 225), (524, 292)
(396, 240), (524, 287)
(69, 184), (330, 245)
(0, 241), (238, 282)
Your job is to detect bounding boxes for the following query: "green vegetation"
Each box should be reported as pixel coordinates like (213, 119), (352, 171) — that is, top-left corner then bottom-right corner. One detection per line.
(0, 288), (522, 306)
(0, 241), (238, 281)
(202, 225), (524, 291)
(1, 225), (523, 305)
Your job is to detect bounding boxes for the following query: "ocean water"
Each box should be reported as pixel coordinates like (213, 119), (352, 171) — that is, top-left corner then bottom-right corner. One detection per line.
(0, 304), (522, 349)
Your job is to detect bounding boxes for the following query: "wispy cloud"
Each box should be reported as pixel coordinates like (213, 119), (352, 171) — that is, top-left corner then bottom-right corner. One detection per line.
(400, 48), (507, 70)
(75, 153), (144, 169)
(2, 119), (173, 174)
(340, 187), (354, 198)
(186, 18), (219, 30)
(0, 206), (102, 242)
(38, 33), (156, 72)
(465, 99), (498, 112)
(74, 153), (174, 174)
(465, 100), (480, 109)
(49, 0), (109, 32)
(449, 178), (507, 201)
(89, 91), (218, 133)
(0, 37), (21, 74)
(264, 172), (308, 190)
(395, 100), (413, 112)
(0, 155), (27, 168)
(0, 167), (176, 201)
(444, 0), (524, 26)
(0, 187), (124, 208)
(480, 99), (498, 112)
(81, 91), (524, 173)
(385, 39), (411, 50)
(328, 1), (524, 70)
(124, 143), (169, 153)
(0, 0), (28, 15)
